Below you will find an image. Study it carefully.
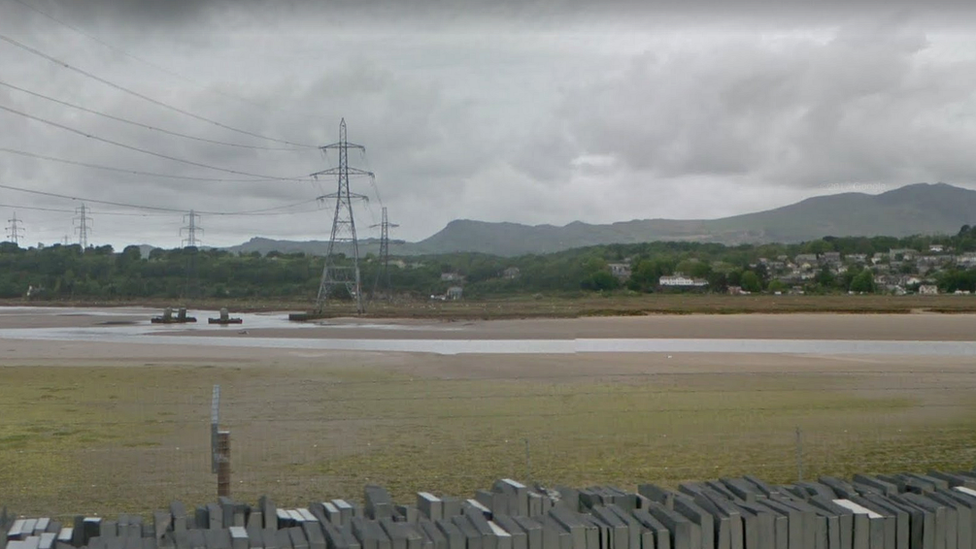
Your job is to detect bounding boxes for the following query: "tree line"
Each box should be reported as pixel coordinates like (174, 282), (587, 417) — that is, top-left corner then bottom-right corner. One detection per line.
(4, 227), (976, 302)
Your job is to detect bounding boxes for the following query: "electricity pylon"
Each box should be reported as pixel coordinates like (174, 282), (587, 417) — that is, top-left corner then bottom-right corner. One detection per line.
(74, 204), (92, 250)
(370, 207), (399, 301)
(6, 212), (24, 245)
(181, 210), (203, 248)
(311, 119), (373, 314)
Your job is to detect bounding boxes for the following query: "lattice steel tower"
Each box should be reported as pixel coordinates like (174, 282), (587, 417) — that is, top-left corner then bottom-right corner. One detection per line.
(6, 212), (24, 245)
(181, 210), (203, 248)
(311, 119), (373, 313)
(370, 207), (399, 300)
(74, 204), (91, 249)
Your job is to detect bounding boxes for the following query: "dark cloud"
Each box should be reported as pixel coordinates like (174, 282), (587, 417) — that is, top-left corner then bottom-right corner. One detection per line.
(2, 0), (976, 247)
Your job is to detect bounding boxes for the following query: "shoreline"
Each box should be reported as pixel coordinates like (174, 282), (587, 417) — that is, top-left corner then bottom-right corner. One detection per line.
(4, 294), (976, 320)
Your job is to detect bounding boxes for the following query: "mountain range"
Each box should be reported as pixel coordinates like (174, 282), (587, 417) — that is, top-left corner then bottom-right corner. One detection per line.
(224, 183), (976, 257)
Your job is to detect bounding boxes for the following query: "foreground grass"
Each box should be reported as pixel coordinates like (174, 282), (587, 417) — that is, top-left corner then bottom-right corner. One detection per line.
(2, 361), (974, 518)
(6, 293), (976, 319)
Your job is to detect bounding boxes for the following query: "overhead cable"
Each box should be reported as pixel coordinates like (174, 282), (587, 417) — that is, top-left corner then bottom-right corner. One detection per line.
(0, 80), (305, 151)
(0, 102), (309, 181)
(0, 32), (318, 149)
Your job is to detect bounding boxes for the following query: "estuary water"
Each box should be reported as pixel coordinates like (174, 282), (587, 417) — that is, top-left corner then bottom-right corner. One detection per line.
(0, 307), (974, 356)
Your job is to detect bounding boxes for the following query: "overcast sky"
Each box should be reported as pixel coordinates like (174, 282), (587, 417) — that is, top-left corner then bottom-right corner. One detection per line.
(1, 0), (975, 249)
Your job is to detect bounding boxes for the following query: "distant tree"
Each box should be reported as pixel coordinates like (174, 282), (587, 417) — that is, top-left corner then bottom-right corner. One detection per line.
(581, 270), (619, 292)
(849, 268), (876, 293)
(767, 279), (787, 293)
(741, 271), (762, 293)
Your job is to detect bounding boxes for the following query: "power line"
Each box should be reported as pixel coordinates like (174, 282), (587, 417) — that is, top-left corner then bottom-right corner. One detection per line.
(0, 32), (318, 149)
(0, 180), (325, 216)
(0, 102), (309, 180)
(5, 0), (332, 123)
(0, 80), (304, 151)
(0, 147), (312, 183)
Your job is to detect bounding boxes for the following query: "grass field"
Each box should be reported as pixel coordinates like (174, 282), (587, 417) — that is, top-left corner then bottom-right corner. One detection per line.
(7, 293), (976, 319)
(2, 354), (975, 518)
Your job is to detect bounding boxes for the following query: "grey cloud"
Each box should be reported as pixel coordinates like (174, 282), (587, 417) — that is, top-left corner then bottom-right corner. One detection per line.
(556, 18), (976, 194)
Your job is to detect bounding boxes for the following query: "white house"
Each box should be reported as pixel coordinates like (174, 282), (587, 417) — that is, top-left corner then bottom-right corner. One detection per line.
(919, 285), (939, 295)
(659, 275), (708, 287)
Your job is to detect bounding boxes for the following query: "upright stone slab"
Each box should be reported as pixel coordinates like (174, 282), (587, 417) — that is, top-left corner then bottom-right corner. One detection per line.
(245, 530), (263, 549)
(539, 517), (570, 549)
(729, 501), (773, 549)
(646, 502), (700, 549)
(229, 528), (249, 549)
(418, 521), (448, 549)
(465, 501), (493, 521)
(758, 499), (802, 549)
(100, 522), (117, 538)
(449, 516), (482, 549)
(187, 530), (206, 549)
(631, 510), (671, 549)
(851, 498), (897, 549)
(511, 517), (544, 549)
(605, 505), (643, 549)
(492, 517), (527, 549)
(288, 528), (309, 549)
(809, 497), (854, 549)
(931, 472), (976, 490)
(440, 499), (463, 520)
(862, 495), (909, 549)
(259, 498), (276, 530)
(300, 524), (325, 549)
(743, 477), (780, 498)
(673, 496), (714, 549)
(832, 499), (880, 549)
(247, 513), (264, 534)
(467, 512), (501, 549)
(639, 486), (676, 510)
(554, 488), (580, 513)
(901, 494), (947, 549)
(591, 507), (630, 549)
(262, 529), (278, 549)
(703, 483), (739, 502)
(333, 502), (355, 527)
(771, 496), (828, 549)
(169, 503), (188, 533)
(434, 519), (465, 549)
(693, 493), (738, 549)
(418, 494), (443, 522)
(819, 479), (859, 500)
(495, 480), (530, 518)
(721, 480), (762, 503)
(547, 508), (587, 549)
(366, 487), (395, 521)
(487, 522), (512, 549)
(380, 519), (409, 549)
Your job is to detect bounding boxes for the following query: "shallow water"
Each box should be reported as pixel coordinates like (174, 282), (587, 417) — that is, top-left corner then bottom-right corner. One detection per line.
(0, 307), (974, 356)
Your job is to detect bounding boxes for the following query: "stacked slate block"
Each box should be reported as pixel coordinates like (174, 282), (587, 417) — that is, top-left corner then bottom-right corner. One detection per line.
(10, 472), (976, 549)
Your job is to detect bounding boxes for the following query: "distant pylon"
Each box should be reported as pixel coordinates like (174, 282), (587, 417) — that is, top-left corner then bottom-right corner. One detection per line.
(311, 119), (373, 314)
(370, 207), (399, 301)
(181, 210), (203, 248)
(74, 203), (92, 249)
(6, 212), (24, 245)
